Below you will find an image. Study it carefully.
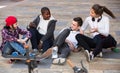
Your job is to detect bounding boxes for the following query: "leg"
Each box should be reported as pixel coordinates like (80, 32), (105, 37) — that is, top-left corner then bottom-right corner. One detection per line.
(2, 42), (14, 55)
(103, 34), (117, 48)
(28, 28), (41, 50)
(58, 43), (70, 58)
(76, 34), (95, 52)
(9, 42), (26, 56)
(52, 43), (70, 65)
(42, 38), (53, 53)
(53, 28), (70, 47)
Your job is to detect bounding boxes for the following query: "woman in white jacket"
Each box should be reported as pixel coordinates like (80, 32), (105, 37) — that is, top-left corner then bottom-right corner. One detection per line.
(76, 4), (117, 62)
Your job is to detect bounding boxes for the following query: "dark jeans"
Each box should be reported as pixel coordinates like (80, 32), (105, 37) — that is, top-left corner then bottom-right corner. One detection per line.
(76, 34), (117, 57)
(53, 28), (71, 58)
(28, 28), (53, 53)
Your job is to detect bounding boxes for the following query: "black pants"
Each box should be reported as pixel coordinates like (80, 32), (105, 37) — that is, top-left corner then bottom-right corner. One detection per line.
(76, 34), (117, 57)
(28, 28), (53, 53)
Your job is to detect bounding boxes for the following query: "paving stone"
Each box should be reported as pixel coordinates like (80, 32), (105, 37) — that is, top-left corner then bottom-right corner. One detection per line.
(0, 0), (120, 73)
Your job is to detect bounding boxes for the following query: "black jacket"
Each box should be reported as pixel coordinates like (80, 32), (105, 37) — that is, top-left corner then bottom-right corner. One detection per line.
(28, 15), (57, 42)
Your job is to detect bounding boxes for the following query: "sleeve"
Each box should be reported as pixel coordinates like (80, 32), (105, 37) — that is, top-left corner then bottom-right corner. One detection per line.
(17, 27), (31, 38)
(41, 20), (57, 41)
(81, 17), (89, 31)
(1, 29), (17, 42)
(98, 17), (109, 36)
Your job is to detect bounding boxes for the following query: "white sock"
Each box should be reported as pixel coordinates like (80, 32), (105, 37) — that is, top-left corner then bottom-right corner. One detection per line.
(52, 46), (58, 58)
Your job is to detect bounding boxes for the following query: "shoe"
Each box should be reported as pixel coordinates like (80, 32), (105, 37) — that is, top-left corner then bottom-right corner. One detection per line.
(90, 54), (94, 61)
(52, 58), (66, 65)
(11, 52), (19, 57)
(97, 52), (103, 57)
(84, 50), (90, 62)
(73, 66), (81, 73)
(52, 46), (58, 58)
(31, 49), (39, 55)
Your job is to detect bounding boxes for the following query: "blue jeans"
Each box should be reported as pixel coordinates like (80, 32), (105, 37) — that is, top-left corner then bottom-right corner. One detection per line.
(2, 42), (26, 56)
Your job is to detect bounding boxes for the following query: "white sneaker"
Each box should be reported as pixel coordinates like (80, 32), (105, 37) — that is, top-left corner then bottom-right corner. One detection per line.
(97, 52), (103, 57)
(52, 46), (58, 58)
(52, 58), (66, 65)
(84, 50), (90, 62)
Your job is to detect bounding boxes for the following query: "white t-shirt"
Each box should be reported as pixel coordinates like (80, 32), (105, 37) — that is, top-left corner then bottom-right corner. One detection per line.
(81, 15), (109, 37)
(66, 30), (80, 48)
(37, 15), (54, 35)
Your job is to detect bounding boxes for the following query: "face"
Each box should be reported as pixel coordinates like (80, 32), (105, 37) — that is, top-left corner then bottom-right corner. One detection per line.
(70, 20), (80, 31)
(90, 8), (100, 18)
(90, 8), (96, 18)
(42, 10), (51, 20)
(10, 22), (18, 30)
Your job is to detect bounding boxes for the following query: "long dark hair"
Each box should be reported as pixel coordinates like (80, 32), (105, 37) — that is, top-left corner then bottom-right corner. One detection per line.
(92, 4), (116, 19)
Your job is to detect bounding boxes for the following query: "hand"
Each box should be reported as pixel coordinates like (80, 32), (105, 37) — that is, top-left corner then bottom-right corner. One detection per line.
(17, 39), (26, 45)
(90, 27), (98, 33)
(29, 22), (37, 28)
(38, 41), (43, 50)
(65, 39), (75, 51)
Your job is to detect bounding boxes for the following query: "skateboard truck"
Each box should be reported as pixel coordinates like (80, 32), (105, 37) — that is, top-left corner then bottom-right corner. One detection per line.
(24, 45), (38, 73)
(67, 59), (88, 73)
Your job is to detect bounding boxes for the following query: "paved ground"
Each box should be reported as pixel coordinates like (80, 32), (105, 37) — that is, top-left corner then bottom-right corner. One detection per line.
(0, 0), (120, 73)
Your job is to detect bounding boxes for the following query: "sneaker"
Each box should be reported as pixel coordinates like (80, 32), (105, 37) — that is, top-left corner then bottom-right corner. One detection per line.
(31, 49), (39, 55)
(97, 52), (103, 57)
(11, 52), (19, 57)
(73, 66), (81, 73)
(84, 50), (90, 62)
(90, 54), (94, 61)
(52, 46), (58, 58)
(52, 58), (66, 65)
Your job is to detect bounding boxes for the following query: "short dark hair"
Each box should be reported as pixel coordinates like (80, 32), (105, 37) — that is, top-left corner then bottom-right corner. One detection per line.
(41, 7), (50, 14)
(73, 17), (83, 26)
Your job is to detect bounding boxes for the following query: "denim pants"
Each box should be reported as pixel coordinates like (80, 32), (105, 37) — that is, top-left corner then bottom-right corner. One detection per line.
(2, 42), (26, 56)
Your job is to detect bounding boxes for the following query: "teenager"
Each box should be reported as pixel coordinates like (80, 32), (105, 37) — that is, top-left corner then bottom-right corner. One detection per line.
(76, 4), (117, 62)
(40, 17), (83, 64)
(0, 16), (31, 63)
(27, 7), (57, 53)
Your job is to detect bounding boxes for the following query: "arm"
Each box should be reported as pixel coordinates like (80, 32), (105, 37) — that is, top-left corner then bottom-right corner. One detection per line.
(81, 17), (89, 34)
(17, 27), (31, 44)
(41, 20), (57, 42)
(2, 29), (18, 42)
(90, 17), (109, 36)
(98, 17), (109, 36)
(27, 15), (40, 29)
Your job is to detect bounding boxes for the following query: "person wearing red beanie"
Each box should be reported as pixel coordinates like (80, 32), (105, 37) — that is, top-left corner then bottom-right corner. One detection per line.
(5, 16), (17, 26)
(0, 16), (31, 63)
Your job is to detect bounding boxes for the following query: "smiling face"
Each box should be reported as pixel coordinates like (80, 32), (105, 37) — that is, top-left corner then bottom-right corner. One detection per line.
(70, 20), (80, 31)
(42, 10), (51, 20)
(9, 22), (18, 30)
(90, 8), (100, 18)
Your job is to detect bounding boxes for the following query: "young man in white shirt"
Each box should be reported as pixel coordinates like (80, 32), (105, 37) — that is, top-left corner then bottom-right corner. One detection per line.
(40, 17), (83, 64)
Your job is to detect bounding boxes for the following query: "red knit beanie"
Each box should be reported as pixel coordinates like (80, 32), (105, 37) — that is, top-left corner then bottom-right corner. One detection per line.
(5, 16), (17, 26)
